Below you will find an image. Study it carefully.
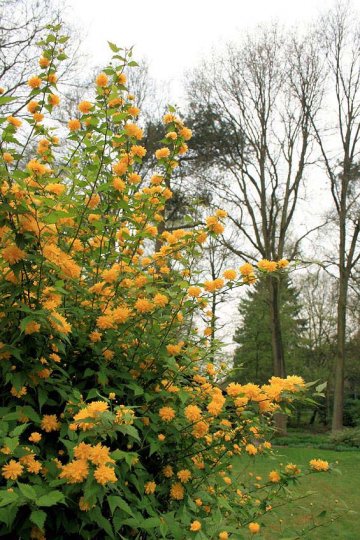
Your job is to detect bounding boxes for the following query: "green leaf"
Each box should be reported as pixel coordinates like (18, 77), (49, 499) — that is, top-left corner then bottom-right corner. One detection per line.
(315, 382), (327, 393)
(117, 424), (140, 441)
(92, 508), (115, 538)
(22, 406), (41, 423)
(37, 490), (65, 507)
(18, 482), (37, 500)
(4, 436), (19, 452)
(0, 96), (15, 106)
(38, 388), (48, 410)
(107, 495), (134, 516)
(142, 517), (161, 529)
(10, 423), (29, 437)
(30, 509), (46, 530)
(0, 490), (18, 507)
(0, 505), (18, 528)
(108, 41), (120, 53)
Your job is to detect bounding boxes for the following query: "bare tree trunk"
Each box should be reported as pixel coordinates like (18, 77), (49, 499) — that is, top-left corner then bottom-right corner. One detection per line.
(269, 278), (286, 378)
(269, 277), (288, 434)
(332, 266), (348, 431)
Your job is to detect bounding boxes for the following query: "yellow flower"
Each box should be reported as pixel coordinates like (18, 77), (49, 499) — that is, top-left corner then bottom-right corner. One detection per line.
(245, 444), (257, 456)
(257, 259), (277, 272)
(204, 278), (224, 292)
(153, 293), (168, 307)
(223, 269), (237, 280)
(68, 119), (81, 131)
(26, 458), (41, 474)
(48, 73), (57, 84)
(166, 131), (177, 140)
(184, 404), (202, 422)
(285, 463), (301, 475)
(131, 145), (147, 157)
(10, 386), (27, 398)
(145, 481), (157, 494)
(155, 147), (170, 159)
(190, 520), (201, 532)
(188, 286), (201, 297)
(24, 321), (40, 335)
(124, 123), (143, 140)
(2, 460), (23, 480)
(39, 56), (50, 68)
(28, 432), (42, 443)
(135, 298), (153, 313)
(27, 100), (39, 113)
(166, 343), (182, 355)
(2, 245), (26, 264)
(192, 420), (209, 439)
(59, 459), (89, 483)
(3, 152), (14, 163)
(163, 465), (173, 478)
(269, 470), (280, 483)
(248, 522), (260, 534)
(7, 116), (22, 128)
(45, 183), (66, 196)
(49, 312), (72, 334)
(117, 72), (127, 85)
(163, 113), (177, 124)
(33, 112), (44, 123)
(170, 482), (184, 500)
(48, 94), (60, 106)
(177, 469), (192, 483)
(73, 442), (92, 460)
(128, 106), (139, 116)
(94, 464), (117, 485)
(219, 533), (229, 540)
(159, 406), (175, 422)
(88, 443), (114, 466)
(239, 262), (253, 276)
(79, 496), (91, 512)
(28, 76), (42, 89)
(206, 216), (224, 234)
(309, 459), (329, 472)
(78, 101), (93, 113)
(41, 414), (60, 432)
(179, 127), (192, 140)
(128, 172), (141, 184)
(277, 258), (289, 268)
(113, 177), (126, 191)
(96, 72), (109, 87)
(27, 159), (48, 176)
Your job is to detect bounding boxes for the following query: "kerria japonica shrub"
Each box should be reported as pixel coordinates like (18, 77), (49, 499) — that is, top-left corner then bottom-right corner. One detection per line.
(0, 25), (331, 540)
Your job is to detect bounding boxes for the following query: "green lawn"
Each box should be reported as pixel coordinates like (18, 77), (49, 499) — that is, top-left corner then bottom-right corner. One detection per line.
(234, 447), (360, 539)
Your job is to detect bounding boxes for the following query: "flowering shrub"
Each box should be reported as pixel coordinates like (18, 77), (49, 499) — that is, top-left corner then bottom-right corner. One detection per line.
(0, 26), (331, 540)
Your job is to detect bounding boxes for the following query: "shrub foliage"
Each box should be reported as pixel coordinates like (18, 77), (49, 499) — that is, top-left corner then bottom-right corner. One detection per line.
(0, 26), (330, 540)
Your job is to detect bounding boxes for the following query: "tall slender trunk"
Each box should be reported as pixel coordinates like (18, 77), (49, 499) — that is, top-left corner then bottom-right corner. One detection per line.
(268, 277), (287, 434)
(332, 265), (348, 432)
(332, 162), (350, 433)
(268, 277), (286, 377)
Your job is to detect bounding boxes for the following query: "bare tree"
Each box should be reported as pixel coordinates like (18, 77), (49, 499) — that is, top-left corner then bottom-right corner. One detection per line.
(0, 0), (86, 116)
(185, 25), (324, 405)
(310, 3), (360, 431)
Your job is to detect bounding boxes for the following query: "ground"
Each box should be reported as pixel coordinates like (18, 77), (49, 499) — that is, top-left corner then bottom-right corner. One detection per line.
(236, 446), (360, 539)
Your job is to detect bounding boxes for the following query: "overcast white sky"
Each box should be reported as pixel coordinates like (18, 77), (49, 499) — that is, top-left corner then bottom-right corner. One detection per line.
(66, 0), (336, 100)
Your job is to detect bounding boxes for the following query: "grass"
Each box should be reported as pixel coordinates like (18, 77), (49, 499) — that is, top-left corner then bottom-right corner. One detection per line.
(234, 447), (360, 539)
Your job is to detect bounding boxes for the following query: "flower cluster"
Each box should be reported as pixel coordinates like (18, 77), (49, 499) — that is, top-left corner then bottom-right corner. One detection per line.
(0, 27), (331, 540)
